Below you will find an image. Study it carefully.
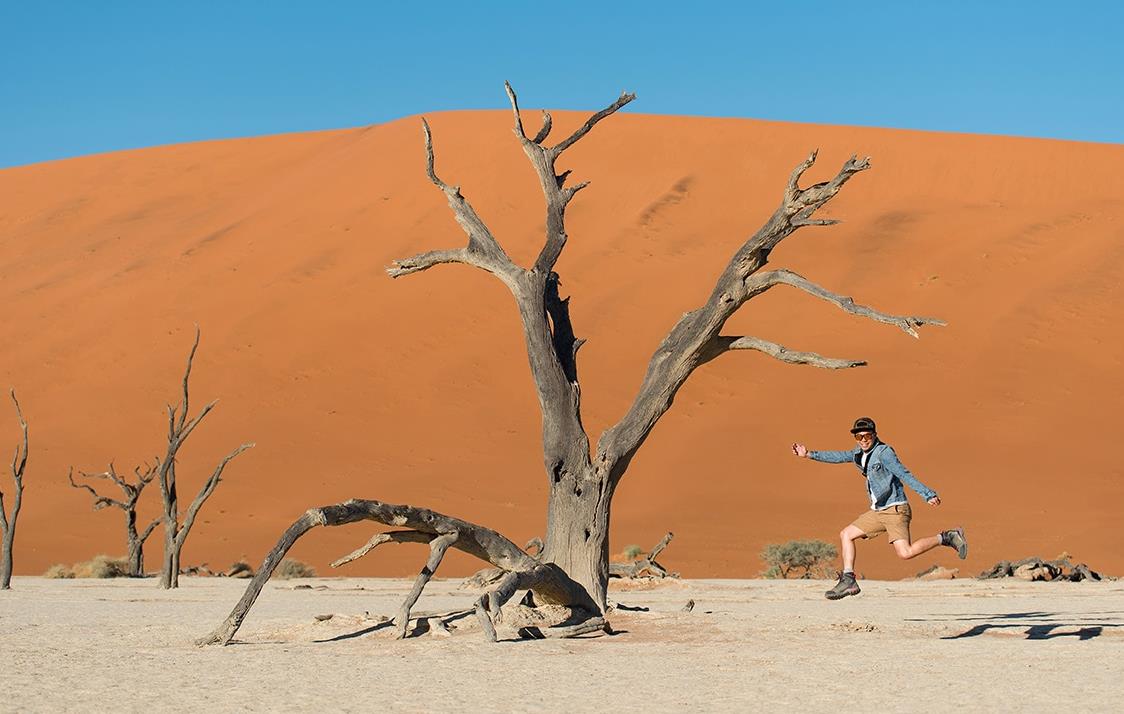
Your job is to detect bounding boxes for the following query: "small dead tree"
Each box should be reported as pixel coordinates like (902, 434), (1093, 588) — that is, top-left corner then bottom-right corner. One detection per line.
(1, 389), (29, 590)
(156, 328), (254, 589)
(68, 461), (161, 577)
(204, 83), (942, 644)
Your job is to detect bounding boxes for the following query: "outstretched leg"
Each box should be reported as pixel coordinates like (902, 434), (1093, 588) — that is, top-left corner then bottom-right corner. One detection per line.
(891, 534), (942, 560)
(839, 524), (865, 573)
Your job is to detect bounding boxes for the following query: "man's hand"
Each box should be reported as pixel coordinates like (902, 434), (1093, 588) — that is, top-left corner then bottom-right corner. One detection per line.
(791, 443), (808, 458)
(927, 496), (941, 506)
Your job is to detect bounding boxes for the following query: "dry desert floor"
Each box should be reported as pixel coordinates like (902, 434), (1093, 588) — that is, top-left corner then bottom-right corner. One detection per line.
(2, 576), (1122, 712)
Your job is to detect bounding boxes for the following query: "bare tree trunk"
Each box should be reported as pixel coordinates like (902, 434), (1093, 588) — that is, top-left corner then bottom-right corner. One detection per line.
(0, 537), (13, 590)
(155, 329), (253, 589)
(1, 390), (29, 590)
(541, 470), (613, 609)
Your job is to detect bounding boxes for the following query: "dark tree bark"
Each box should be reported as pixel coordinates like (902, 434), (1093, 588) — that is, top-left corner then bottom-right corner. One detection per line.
(1, 390), (29, 590)
(68, 462), (161, 577)
(156, 328), (253, 588)
(206, 83), (943, 642)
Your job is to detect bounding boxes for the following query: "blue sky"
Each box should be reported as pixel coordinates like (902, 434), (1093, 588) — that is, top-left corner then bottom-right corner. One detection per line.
(1, 2), (1121, 168)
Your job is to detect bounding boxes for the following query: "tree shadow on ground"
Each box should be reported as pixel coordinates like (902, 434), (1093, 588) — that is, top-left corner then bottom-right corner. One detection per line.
(904, 611), (1124, 641)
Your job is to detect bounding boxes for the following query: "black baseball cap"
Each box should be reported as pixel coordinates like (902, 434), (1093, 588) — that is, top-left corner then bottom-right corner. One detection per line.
(850, 417), (877, 434)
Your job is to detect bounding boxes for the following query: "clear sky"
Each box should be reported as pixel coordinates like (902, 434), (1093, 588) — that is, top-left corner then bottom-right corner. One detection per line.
(2, 1), (1121, 168)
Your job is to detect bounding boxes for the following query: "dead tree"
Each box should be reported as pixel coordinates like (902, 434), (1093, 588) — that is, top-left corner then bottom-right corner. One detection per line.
(156, 328), (254, 589)
(68, 461), (161, 577)
(203, 83), (941, 644)
(1, 390), (29, 590)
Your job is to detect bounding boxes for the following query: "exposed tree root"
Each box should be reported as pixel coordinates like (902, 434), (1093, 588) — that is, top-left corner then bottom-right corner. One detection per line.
(197, 499), (601, 646)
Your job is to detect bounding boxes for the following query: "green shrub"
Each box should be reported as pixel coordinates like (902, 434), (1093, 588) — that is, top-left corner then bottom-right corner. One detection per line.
(761, 539), (838, 579)
(275, 558), (316, 579)
(623, 544), (644, 560)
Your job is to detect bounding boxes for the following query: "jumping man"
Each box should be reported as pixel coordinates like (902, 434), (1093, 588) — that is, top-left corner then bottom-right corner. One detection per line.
(791, 416), (967, 600)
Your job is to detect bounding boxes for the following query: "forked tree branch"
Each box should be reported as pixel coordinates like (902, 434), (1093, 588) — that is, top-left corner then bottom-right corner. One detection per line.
(385, 121), (517, 282)
(174, 443), (254, 550)
(67, 468), (126, 510)
(597, 151), (943, 479)
(387, 83), (639, 482)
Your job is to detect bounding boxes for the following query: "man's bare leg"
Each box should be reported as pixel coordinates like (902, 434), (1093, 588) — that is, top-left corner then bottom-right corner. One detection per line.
(840, 525), (866, 572)
(892, 534), (942, 559)
(826, 525), (867, 600)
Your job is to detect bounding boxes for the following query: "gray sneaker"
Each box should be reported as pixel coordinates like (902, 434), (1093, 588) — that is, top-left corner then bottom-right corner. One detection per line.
(825, 571), (861, 600)
(942, 527), (968, 559)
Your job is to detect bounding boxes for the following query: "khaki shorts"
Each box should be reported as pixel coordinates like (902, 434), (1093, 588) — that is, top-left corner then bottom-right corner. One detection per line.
(852, 503), (912, 543)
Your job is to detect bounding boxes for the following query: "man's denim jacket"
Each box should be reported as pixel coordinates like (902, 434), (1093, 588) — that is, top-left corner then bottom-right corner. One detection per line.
(809, 442), (936, 510)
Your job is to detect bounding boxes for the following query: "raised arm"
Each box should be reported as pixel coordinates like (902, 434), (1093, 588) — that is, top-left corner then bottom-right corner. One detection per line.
(883, 447), (937, 501)
(792, 442), (854, 464)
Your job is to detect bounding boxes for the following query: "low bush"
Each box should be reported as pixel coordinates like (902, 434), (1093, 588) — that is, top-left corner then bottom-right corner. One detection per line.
(761, 539), (837, 579)
(74, 555), (130, 578)
(274, 558), (316, 579)
(623, 544), (644, 560)
(44, 564), (75, 579)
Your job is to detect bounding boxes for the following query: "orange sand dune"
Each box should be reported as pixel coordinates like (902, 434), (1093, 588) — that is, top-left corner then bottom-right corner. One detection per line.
(1, 111), (1122, 580)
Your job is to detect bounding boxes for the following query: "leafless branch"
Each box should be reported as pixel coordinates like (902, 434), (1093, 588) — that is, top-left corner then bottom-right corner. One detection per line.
(67, 468), (125, 510)
(549, 91), (637, 157)
(748, 269), (946, 338)
(330, 530), (432, 567)
(719, 336), (866, 369)
(174, 443), (254, 550)
(598, 150), (939, 484)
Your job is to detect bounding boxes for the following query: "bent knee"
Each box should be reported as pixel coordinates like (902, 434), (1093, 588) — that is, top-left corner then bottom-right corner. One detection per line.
(892, 543), (914, 559)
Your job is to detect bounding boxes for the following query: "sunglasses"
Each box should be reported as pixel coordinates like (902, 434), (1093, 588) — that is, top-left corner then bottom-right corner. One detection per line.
(853, 432), (876, 441)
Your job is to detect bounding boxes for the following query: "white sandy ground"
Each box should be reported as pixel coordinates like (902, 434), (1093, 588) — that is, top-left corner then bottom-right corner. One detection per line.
(2, 577), (1122, 713)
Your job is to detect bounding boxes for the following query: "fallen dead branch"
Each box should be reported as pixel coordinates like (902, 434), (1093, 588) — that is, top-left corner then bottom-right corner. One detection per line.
(197, 499), (606, 646)
(609, 532), (678, 579)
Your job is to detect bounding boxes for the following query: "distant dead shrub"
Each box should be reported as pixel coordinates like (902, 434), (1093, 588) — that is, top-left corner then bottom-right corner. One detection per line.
(274, 558), (316, 579)
(72, 555), (131, 579)
(44, 564), (75, 579)
(761, 539), (837, 579)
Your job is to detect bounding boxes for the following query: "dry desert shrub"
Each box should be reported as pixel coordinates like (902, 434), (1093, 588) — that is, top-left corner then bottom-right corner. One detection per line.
(44, 564), (75, 579)
(761, 539), (838, 579)
(274, 558), (316, 579)
(622, 544), (644, 560)
(73, 555), (130, 578)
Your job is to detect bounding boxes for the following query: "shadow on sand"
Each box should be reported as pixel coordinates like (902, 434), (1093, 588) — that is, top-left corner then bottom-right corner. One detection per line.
(905, 611), (1124, 641)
